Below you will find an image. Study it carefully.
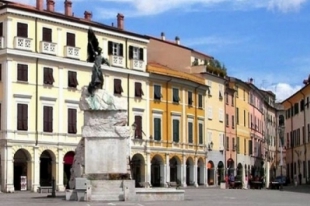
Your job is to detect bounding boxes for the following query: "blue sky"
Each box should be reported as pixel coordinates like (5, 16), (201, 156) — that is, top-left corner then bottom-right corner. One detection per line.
(12, 0), (310, 101)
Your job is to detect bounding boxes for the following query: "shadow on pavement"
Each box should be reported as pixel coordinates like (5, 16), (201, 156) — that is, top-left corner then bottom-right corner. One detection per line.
(276, 185), (310, 194)
(31, 195), (65, 199)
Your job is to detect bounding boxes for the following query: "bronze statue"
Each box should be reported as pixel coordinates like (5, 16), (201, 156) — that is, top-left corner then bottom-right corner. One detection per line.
(87, 28), (110, 96)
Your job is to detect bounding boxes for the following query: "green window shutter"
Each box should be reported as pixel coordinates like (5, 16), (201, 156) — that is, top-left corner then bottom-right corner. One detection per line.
(154, 118), (161, 141)
(173, 119), (179, 142)
(199, 124), (203, 144)
(188, 122), (193, 143)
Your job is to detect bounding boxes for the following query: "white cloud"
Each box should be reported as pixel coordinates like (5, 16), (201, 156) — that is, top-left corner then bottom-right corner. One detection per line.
(7, 0), (308, 18)
(262, 83), (302, 102)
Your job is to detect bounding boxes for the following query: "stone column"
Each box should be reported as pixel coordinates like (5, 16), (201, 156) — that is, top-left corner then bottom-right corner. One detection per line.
(146, 152), (151, 183)
(182, 155), (187, 187)
(161, 162), (167, 187)
(57, 147), (65, 191)
(194, 156), (198, 187)
(2, 145), (14, 192)
(205, 157), (209, 187)
(32, 146), (40, 192)
(165, 153), (170, 183)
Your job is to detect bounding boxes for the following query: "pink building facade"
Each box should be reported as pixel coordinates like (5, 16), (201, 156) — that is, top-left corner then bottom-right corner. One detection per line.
(225, 86), (237, 175)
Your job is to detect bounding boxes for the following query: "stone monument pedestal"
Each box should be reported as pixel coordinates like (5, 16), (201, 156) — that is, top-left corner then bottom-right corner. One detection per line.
(67, 87), (135, 201)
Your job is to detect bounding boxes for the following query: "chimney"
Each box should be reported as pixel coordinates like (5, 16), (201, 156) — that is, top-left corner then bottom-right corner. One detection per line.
(84, 11), (92, 21)
(111, 22), (114, 27)
(64, 0), (72, 16)
(36, 0), (44, 11)
(117, 13), (124, 30)
(175, 36), (180, 45)
(46, 0), (55, 12)
(249, 78), (254, 84)
(161, 32), (165, 40)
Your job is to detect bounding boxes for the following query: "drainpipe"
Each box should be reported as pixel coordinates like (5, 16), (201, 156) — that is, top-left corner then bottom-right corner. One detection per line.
(166, 78), (172, 148)
(35, 17), (39, 146)
(288, 100), (294, 180)
(125, 38), (129, 126)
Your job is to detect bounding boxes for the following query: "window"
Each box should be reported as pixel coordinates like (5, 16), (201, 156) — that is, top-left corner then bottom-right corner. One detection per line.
(17, 104), (28, 130)
(172, 88), (179, 103)
(17, 64), (28, 82)
(0, 64), (2, 81)
(236, 137), (240, 153)
(68, 71), (78, 88)
(225, 93), (229, 104)
(188, 91), (193, 106)
(226, 114), (229, 127)
(207, 106), (213, 119)
(129, 46), (143, 60)
(235, 85), (239, 97)
(232, 138), (235, 151)
(108, 41), (123, 56)
(300, 99), (305, 111)
(236, 108), (239, 125)
(134, 116), (142, 139)
(68, 108), (77, 134)
(244, 139), (247, 154)
(219, 109), (224, 122)
(249, 140), (253, 155)
(43, 67), (54, 85)
(43, 106), (53, 132)
(198, 123), (203, 144)
(154, 118), (161, 141)
(114, 79), (123, 95)
(232, 115), (235, 128)
(226, 136), (229, 150)
(188, 121), (193, 143)
(198, 94), (203, 108)
(154, 85), (161, 100)
(231, 95), (234, 106)
(42, 27), (52, 42)
(134, 82), (144, 98)
(173, 119), (180, 142)
(66, 32), (75, 47)
(244, 110), (246, 126)
(17, 22), (28, 38)
(294, 103), (299, 115)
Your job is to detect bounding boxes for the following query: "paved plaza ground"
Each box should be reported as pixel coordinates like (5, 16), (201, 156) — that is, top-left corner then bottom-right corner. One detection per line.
(0, 185), (310, 206)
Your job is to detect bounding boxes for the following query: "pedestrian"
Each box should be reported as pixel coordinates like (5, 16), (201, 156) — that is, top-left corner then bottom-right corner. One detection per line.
(298, 173), (302, 185)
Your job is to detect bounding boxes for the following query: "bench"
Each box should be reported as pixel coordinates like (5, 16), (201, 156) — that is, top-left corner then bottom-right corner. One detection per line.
(37, 186), (53, 193)
(139, 182), (152, 188)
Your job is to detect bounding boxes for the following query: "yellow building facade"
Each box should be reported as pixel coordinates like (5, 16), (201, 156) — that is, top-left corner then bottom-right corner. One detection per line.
(0, 1), (149, 192)
(142, 63), (208, 187)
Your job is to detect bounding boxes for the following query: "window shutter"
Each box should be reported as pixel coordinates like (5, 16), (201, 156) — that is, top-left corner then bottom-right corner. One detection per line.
(17, 104), (23, 130)
(42, 27), (52, 42)
(139, 48), (144, 60)
(119, 44), (123, 56)
(72, 109), (77, 133)
(66, 33), (75, 47)
(49, 68), (55, 84)
(0, 22), (3, 37)
(108, 41), (113, 55)
(154, 118), (161, 140)
(188, 122), (193, 143)
(199, 123), (203, 144)
(23, 65), (28, 82)
(129, 46), (133, 59)
(135, 82), (142, 97)
(44, 106), (48, 131)
(114, 79), (122, 94)
(22, 104), (28, 130)
(17, 23), (28, 38)
(68, 109), (72, 133)
(135, 116), (142, 139)
(49, 107), (53, 132)
(73, 71), (78, 86)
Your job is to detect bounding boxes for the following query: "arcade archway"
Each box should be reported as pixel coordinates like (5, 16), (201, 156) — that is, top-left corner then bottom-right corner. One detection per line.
(169, 156), (181, 182)
(13, 149), (31, 191)
(63, 151), (75, 189)
(151, 155), (164, 187)
(237, 163), (243, 181)
(197, 158), (205, 185)
(227, 158), (235, 175)
(186, 157), (194, 185)
(40, 150), (56, 186)
(130, 153), (145, 187)
(217, 161), (224, 185)
(207, 161), (214, 185)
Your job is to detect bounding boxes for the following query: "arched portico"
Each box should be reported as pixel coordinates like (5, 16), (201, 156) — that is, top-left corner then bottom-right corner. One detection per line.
(13, 149), (32, 191)
(237, 163), (243, 181)
(186, 157), (194, 185)
(40, 150), (56, 186)
(130, 153), (145, 187)
(227, 158), (235, 175)
(217, 161), (224, 185)
(63, 151), (75, 189)
(151, 155), (165, 187)
(207, 161), (214, 185)
(169, 156), (181, 183)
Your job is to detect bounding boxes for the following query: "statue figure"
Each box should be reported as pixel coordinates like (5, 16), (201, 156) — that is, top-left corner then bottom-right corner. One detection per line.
(87, 28), (110, 96)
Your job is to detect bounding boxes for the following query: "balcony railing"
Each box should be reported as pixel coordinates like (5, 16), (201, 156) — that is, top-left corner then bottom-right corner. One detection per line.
(41, 41), (57, 55)
(0, 36), (4, 49)
(110, 55), (124, 67)
(131, 59), (144, 70)
(14, 36), (32, 51)
(64, 46), (80, 59)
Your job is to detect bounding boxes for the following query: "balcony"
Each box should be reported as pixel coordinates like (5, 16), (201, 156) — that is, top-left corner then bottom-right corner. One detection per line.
(64, 46), (80, 59)
(131, 59), (144, 70)
(40, 41), (57, 55)
(110, 55), (124, 67)
(0, 36), (4, 49)
(14, 36), (32, 51)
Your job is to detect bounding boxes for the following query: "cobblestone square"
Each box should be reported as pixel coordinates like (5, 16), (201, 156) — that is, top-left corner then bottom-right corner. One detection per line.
(1, 186), (309, 206)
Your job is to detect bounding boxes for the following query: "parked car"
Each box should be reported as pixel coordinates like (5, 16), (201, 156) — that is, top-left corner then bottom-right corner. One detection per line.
(275, 176), (289, 186)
